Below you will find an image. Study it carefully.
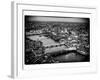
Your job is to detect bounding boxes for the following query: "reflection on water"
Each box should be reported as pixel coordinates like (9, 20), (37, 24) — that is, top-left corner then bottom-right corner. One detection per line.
(25, 34), (89, 64)
(25, 16), (90, 64)
(54, 52), (85, 62)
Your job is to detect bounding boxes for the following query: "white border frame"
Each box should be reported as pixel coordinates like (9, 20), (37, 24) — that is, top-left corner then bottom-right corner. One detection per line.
(11, 1), (97, 78)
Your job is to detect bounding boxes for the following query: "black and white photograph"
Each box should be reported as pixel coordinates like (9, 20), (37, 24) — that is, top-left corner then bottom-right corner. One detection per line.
(11, 2), (97, 78)
(25, 16), (90, 65)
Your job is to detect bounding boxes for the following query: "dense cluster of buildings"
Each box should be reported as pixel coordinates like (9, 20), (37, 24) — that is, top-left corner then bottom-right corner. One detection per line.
(25, 22), (89, 64)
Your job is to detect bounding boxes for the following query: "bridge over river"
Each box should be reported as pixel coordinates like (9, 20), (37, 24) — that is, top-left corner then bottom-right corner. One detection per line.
(26, 35), (89, 63)
(28, 35), (76, 54)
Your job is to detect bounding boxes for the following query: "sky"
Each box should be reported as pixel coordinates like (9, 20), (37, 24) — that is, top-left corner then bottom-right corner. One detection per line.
(26, 16), (89, 23)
